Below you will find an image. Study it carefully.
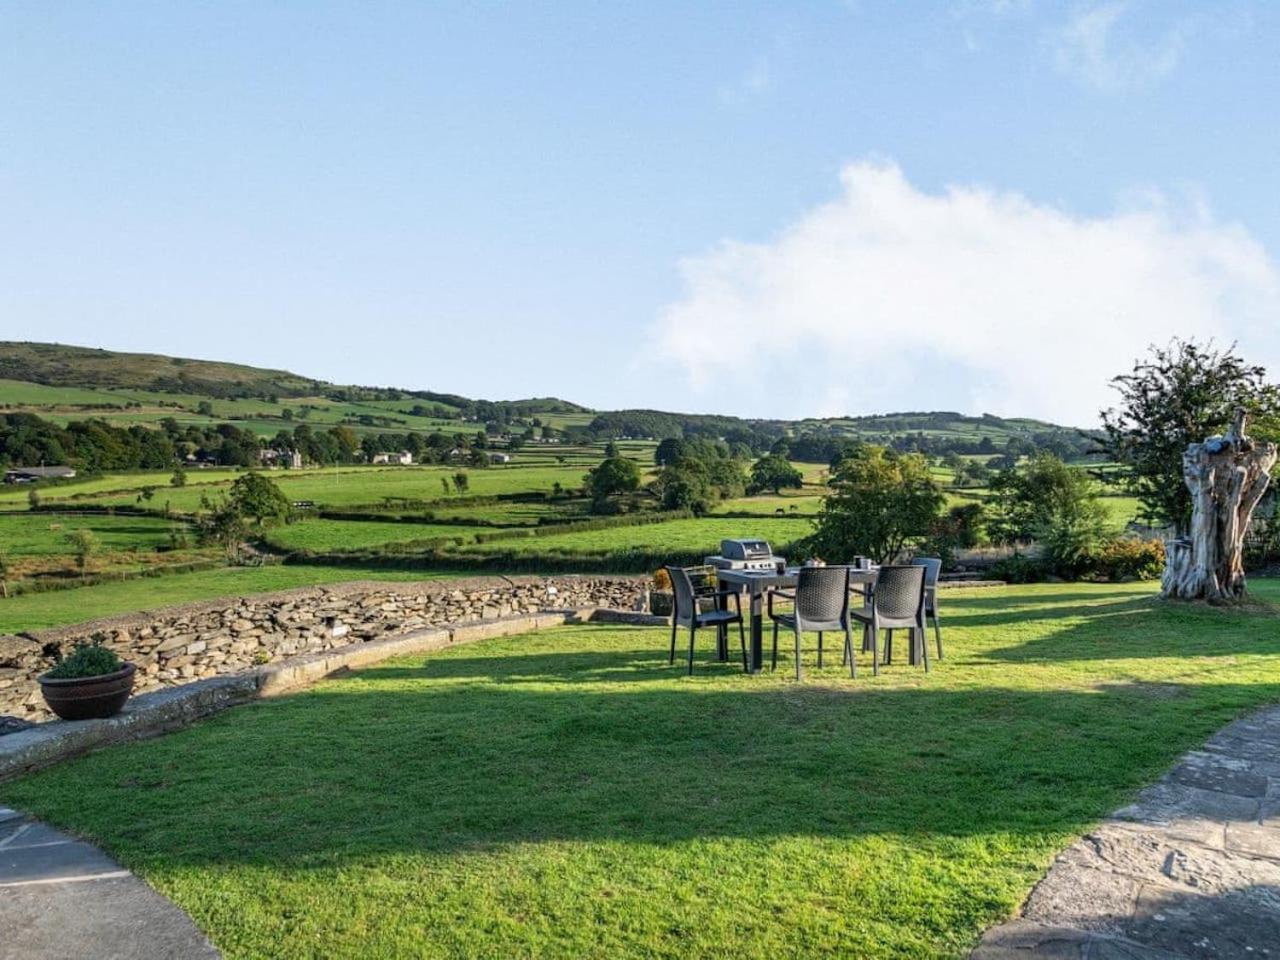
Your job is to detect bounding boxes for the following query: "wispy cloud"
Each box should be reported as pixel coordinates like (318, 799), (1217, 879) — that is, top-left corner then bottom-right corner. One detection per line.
(1052, 1), (1188, 92)
(650, 161), (1280, 425)
(717, 58), (771, 106)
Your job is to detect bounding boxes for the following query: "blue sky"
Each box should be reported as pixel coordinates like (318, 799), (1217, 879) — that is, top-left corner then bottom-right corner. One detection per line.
(2, 1), (1278, 426)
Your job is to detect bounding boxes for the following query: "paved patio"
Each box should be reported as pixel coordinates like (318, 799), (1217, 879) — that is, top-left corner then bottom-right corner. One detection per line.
(0, 804), (218, 960)
(973, 704), (1280, 959)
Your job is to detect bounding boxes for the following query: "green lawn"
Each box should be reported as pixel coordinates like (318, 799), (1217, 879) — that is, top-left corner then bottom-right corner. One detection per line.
(6, 581), (1280, 958)
(0, 565), (456, 633)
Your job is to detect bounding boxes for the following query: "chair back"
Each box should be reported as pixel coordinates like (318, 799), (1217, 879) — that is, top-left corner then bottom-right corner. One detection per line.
(912, 557), (942, 588)
(665, 565), (697, 623)
(872, 565), (926, 620)
(796, 566), (850, 623)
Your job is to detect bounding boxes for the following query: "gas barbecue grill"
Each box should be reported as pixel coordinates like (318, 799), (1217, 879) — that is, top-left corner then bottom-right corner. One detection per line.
(705, 538), (785, 572)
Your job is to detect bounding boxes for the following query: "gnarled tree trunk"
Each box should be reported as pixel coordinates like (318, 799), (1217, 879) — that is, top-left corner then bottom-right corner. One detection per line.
(1163, 408), (1277, 601)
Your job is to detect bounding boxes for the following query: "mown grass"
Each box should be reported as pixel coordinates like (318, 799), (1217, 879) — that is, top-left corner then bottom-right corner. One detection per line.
(6, 581), (1280, 958)
(0, 512), (183, 556)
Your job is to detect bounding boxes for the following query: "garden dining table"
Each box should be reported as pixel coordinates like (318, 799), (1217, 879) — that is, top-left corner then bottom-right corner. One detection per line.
(715, 565), (879, 674)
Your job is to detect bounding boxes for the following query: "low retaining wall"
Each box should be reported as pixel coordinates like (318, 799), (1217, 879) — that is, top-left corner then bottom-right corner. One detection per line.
(0, 576), (646, 720)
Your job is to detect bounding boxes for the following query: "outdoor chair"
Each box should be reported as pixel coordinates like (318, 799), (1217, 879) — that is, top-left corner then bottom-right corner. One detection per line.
(665, 565), (747, 675)
(849, 564), (928, 674)
(767, 565), (853, 680)
(911, 556), (944, 660)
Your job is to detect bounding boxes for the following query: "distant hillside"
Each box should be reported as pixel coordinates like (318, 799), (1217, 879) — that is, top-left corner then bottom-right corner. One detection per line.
(0, 342), (588, 414)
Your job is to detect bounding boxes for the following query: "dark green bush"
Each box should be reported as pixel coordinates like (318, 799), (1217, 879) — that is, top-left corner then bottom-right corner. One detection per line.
(1083, 537), (1165, 581)
(988, 553), (1047, 584)
(45, 637), (123, 679)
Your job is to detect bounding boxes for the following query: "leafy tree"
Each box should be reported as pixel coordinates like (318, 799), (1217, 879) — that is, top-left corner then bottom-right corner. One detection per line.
(806, 446), (944, 564)
(651, 458), (716, 514)
(63, 528), (99, 579)
(988, 454), (1108, 572)
(1099, 339), (1280, 534)
(654, 437), (686, 466)
(229, 472), (292, 526)
(452, 472), (470, 495)
(27, 488), (39, 509)
(170, 464), (187, 487)
(196, 400), (214, 416)
(197, 494), (247, 560)
(747, 455), (804, 495)
(441, 477), (451, 496)
(603, 440), (620, 459)
(586, 456), (641, 510)
(953, 459), (992, 488)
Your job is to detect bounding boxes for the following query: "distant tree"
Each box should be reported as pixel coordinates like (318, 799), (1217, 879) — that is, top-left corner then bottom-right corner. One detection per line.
(747, 454), (804, 495)
(586, 457), (641, 510)
(441, 477), (451, 496)
(1099, 339), (1280, 534)
(452, 472), (469, 495)
(603, 440), (620, 458)
(63, 529), (99, 580)
(139, 485), (156, 503)
(654, 437), (686, 466)
(229, 472), (292, 526)
(988, 454), (1108, 572)
(806, 446), (944, 564)
(170, 464), (187, 487)
(27, 488), (39, 510)
(953, 460), (992, 488)
(197, 494), (247, 561)
(196, 401), (215, 416)
(281, 408), (294, 421)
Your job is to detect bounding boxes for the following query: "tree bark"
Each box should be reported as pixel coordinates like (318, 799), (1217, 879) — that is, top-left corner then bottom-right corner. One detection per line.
(1162, 408), (1277, 601)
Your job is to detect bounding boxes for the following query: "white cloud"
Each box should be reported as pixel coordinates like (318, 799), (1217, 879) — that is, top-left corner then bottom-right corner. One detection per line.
(717, 58), (771, 106)
(650, 161), (1280, 427)
(1052, 1), (1188, 92)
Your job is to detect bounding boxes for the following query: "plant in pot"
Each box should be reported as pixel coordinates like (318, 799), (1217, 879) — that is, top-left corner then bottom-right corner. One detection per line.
(38, 634), (136, 721)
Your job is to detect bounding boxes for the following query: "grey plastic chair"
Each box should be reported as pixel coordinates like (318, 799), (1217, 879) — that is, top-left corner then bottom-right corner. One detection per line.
(767, 566), (853, 680)
(665, 565), (747, 675)
(849, 564), (928, 674)
(911, 556), (944, 660)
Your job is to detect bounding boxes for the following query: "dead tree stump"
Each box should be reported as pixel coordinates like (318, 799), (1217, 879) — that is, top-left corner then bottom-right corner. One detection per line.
(1162, 409), (1277, 601)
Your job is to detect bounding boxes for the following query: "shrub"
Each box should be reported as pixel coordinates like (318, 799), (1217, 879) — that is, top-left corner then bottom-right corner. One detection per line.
(989, 552), (1048, 584)
(45, 636), (123, 679)
(1085, 537), (1165, 582)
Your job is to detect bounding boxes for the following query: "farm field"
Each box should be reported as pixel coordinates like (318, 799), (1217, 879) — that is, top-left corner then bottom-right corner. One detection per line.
(0, 565), (462, 634)
(0, 468), (241, 505)
(450, 516), (814, 560)
(0, 512), (183, 557)
(712, 494), (823, 515)
(262, 519), (476, 553)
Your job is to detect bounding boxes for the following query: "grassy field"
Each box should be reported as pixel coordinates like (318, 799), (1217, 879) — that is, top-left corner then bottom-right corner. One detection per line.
(0, 565), (460, 633)
(451, 516), (814, 560)
(0, 512), (182, 556)
(262, 519), (475, 553)
(6, 581), (1280, 958)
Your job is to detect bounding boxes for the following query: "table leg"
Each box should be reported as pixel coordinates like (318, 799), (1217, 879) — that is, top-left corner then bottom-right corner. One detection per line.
(750, 591), (764, 673)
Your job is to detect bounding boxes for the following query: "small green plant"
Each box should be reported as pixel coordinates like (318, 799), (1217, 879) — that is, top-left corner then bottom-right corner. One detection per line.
(252, 650), (271, 665)
(45, 635), (123, 680)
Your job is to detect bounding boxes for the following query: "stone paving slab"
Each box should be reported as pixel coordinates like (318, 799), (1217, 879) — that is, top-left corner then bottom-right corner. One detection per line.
(973, 703), (1280, 959)
(0, 806), (219, 959)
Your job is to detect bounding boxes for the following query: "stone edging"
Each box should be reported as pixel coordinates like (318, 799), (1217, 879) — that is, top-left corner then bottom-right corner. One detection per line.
(0, 607), (658, 782)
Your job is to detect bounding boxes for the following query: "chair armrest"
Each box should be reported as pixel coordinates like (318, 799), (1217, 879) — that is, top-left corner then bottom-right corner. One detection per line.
(767, 589), (793, 617)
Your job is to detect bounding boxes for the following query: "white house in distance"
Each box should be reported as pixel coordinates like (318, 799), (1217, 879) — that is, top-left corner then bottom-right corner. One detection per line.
(372, 450), (414, 465)
(489, 452), (511, 464)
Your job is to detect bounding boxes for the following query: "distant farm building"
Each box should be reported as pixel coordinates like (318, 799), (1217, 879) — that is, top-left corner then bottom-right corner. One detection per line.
(489, 452), (512, 464)
(259, 449), (304, 469)
(3, 465), (77, 484)
(372, 450), (414, 465)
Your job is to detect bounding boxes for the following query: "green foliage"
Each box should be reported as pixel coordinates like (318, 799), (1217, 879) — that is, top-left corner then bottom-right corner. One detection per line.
(62, 528), (99, 575)
(585, 456), (641, 508)
(988, 454), (1108, 574)
(922, 503), (986, 568)
(170, 465), (187, 487)
(1086, 537), (1165, 581)
(747, 454), (804, 495)
(229, 472), (292, 526)
(1099, 338), (1280, 533)
(44, 635), (122, 679)
(197, 494), (248, 559)
(807, 445), (944, 564)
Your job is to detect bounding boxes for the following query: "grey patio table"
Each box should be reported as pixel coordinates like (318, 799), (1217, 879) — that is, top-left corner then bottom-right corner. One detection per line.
(716, 565), (879, 673)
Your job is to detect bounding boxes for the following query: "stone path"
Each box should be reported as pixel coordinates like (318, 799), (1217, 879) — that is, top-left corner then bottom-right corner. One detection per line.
(973, 704), (1280, 959)
(0, 805), (219, 960)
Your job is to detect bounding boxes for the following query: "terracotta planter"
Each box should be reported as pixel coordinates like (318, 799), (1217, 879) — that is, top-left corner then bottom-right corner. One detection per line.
(38, 662), (136, 721)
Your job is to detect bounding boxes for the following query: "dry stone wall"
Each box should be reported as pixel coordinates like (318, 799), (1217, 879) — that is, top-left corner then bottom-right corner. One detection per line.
(0, 576), (646, 721)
